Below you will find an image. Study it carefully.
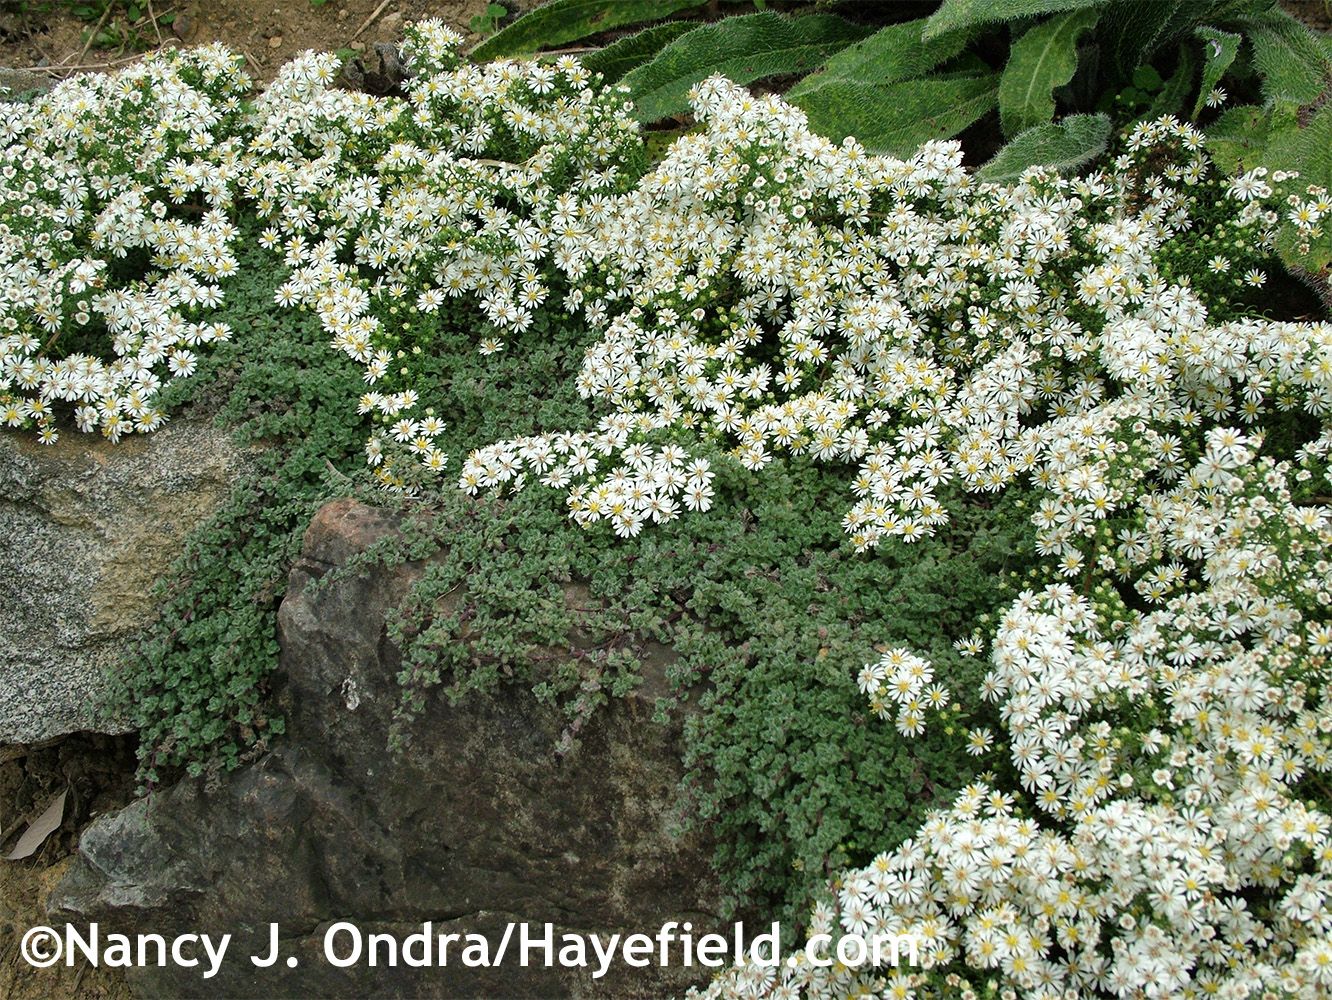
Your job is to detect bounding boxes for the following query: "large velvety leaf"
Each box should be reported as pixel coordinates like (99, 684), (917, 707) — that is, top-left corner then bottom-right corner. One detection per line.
(1258, 102), (1332, 271)
(1240, 8), (1332, 109)
(793, 74), (999, 156)
(1204, 103), (1271, 173)
(471, 0), (706, 60)
(622, 12), (870, 122)
(999, 8), (1099, 138)
(788, 17), (969, 99)
(1098, 0), (1264, 79)
(922, 0), (1100, 41)
(1193, 25), (1242, 119)
(580, 21), (698, 83)
(978, 113), (1111, 181)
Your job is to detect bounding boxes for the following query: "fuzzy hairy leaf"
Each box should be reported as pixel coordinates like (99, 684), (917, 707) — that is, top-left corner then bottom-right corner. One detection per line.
(1204, 103), (1271, 173)
(793, 74), (998, 156)
(1098, 0), (1265, 79)
(1259, 103), (1332, 270)
(922, 0), (1100, 41)
(788, 17), (969, 99)
(1193, 26), (1242, 118)
(622, 12), (869, 122)
(1240, 9), (1332, 109)
(978, 113), (1111, 181)
(999, 9), (1098, 138)
(471, 0), (705, 60)
(579, 21), (698, 83)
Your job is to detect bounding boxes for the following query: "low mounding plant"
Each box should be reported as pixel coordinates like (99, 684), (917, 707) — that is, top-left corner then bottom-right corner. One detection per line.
(242, 21), (646, 486)
(461, 83), (1330, 553)
(3, 17), (1332, 997)
(695, 437), (1332, 998)
(0, 46), (249, 442)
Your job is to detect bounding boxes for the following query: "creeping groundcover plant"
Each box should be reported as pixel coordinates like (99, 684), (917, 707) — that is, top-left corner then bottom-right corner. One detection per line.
(3, 16), (1332, 998)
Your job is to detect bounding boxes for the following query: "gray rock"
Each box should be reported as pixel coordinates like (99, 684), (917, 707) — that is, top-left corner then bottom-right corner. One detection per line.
(0, 416), (256, 744)
(50, 499), (727, 998)
(0, 68), (51, 102)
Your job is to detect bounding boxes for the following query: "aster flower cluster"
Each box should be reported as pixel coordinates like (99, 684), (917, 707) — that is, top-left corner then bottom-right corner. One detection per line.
(697, 432), (1332, 998)
(7, 31), (1332, 996)
(0, 46), (248, 442)
(241, 20), (643, 484)
(463, 81), (1332, 556)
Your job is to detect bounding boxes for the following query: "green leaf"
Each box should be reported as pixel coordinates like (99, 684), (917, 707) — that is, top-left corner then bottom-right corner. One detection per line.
(999, 9), (1099, 138)
(1257, 102), (1332, 271)
(471, 0), (706, 60)
(579, 21), (698, 83)
(788, 17), (970, 99)
(1098, 0), (1262, 79)
(1240, 9), (1332, 109)
(1145, 42), (1198, 120)
(1131, 64), (1163, 91)
(793, 73), (998, 157)
(922, 0), (1101, 41)
(622, 12), (870, 123)
(1193, 26), (1242, 118)
(1204, 103), (1271, 173)
(978, 113), (1111, 181)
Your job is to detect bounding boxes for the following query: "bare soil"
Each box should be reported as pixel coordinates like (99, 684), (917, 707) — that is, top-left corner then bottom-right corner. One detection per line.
(0, 735), (138, 1000)
(0, 0), (492, 82)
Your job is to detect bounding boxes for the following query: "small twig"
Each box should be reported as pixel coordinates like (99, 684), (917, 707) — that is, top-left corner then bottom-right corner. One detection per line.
(19, 54), (147, 74)
(146, 0), (164, 47)
(76, 5), (114, 65)
(350, 0), (393, 42)
(239, 46), (264, 73)
(535, 46), (600, 56)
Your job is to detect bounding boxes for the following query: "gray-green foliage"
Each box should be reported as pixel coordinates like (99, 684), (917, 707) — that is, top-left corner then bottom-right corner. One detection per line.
(1241, 8), (1332, 108)
(548, 1), (1330, 191)
(792, 73), (999, 156)
(787, 17), (971, 93)
(779, 15), (997, 156)
(1253, 103), (1332, 275)
(999, 8), (1099, 137)
(1187, 8), (1332, 276)
(1094, 0), (1262, 78)
(977, 112), (1111, 180)
(618, 12), (869, 122)
(1194, 25), (1241, 117)
(922, 0), (1101, 40)
(579, 20), (696, 83)
(471, 0), (706, 60)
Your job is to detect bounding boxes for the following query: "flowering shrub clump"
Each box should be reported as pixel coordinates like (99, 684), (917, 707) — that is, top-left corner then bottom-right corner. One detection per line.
(461, 82), (1332, 554)
(699, 431), (1332, 998)
(6, 25), (1332, 996)
(0, 46), (249, 442)
(242, 20), (643, 483)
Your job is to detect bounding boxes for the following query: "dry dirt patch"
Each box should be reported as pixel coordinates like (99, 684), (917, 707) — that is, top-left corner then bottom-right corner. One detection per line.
(1, 0), (491, 81)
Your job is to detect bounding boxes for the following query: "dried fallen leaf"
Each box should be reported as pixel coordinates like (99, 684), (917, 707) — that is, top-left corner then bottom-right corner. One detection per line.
(4, 789), (67, 861)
